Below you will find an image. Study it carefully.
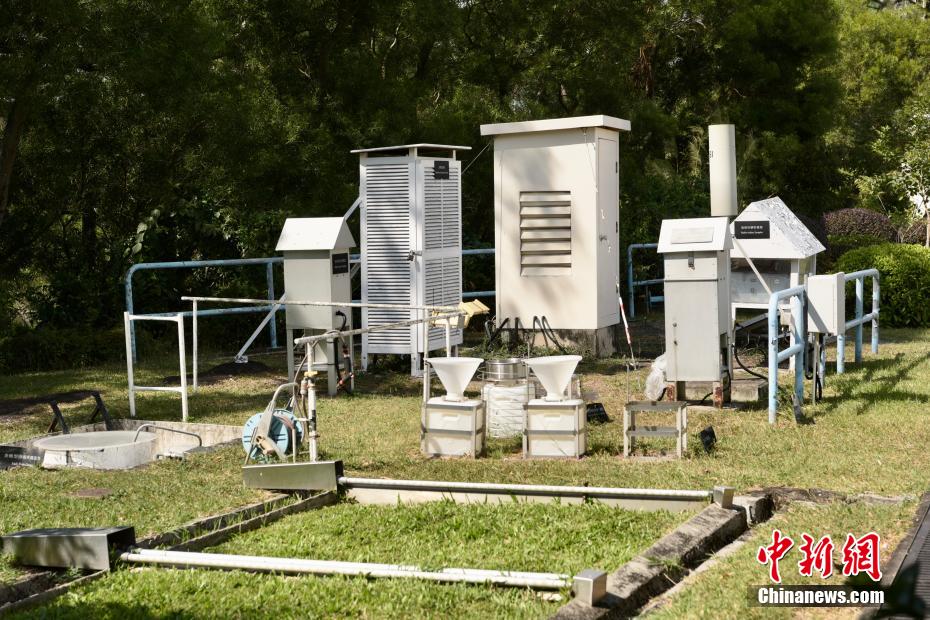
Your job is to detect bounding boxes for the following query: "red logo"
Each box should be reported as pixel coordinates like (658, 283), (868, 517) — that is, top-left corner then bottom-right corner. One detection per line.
(758, 530), (882, 583)
(841, 532), (882, 581)
(798, 534), (834, 578)
(757, 529), (794, 583)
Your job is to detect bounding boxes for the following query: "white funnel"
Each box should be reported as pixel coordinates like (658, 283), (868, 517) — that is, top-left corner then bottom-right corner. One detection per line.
(526, 355), (582, 402)
(429, 357), (483, 402)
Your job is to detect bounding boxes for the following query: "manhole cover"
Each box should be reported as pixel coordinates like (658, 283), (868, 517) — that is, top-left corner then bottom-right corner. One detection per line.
(70, 488), (113, 499)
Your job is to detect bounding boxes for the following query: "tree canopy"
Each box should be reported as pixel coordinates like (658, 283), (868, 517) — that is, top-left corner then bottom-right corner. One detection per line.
(0, 0), (926, 333)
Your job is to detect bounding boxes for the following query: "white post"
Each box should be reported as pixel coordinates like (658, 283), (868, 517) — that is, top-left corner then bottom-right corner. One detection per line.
(192, 300), (198, 391)
(445, 320), (452, 356)
(422, 308), (430, 403)
(177, 313), (189, 422)
(124, 312), (137, 418)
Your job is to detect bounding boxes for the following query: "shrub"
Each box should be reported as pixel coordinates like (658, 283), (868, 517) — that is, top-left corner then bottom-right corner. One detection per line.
(900, 220), (929, 246)
(835, 243), (930, 327)
(797, 213), (829, 249)
(0, 327), (156, 374)
(824, 208), (897, 242)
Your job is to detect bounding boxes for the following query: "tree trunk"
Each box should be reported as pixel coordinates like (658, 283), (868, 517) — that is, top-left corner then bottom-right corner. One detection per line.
(0, 98), (28, 226)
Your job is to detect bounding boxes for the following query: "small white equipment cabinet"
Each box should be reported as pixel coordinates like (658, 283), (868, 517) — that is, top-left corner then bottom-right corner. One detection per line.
(276, 217), (356, 395)
(658, 217), (733, 406)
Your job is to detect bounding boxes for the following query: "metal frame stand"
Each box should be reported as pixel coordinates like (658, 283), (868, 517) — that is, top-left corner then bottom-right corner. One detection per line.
(123, 311), (189, 422)
(623, 401), (687, 458)
(46, 392), (113, 434)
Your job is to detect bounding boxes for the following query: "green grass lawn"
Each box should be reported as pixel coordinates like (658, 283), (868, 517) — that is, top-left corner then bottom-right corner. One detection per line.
(648, 500), (917, 619)
(9, 501), (687, 619)
(2, 325), (929, 616)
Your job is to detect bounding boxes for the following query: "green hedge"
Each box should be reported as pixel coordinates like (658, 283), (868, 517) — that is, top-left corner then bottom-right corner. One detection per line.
(836, 243), (930, 328)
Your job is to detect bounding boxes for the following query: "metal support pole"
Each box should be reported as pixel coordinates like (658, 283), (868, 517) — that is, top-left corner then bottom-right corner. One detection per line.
(266, 262), (277, 349)
(837, 332), (845, 374)
(768, 302), (779, 425)
(792, 294), (805, 407)
(872, 274), (880, 354)
(627, 245), (635, 319)
(124, 312), (136, 418)
(445, 321), (452, 356)
(855, 277), (864, 363)
(422, 309), (430, 403)
(125, 278), (137, 363)
(768, 286), (806, 424)
(192, 300), (198, 391)
(177, 313), (189, 423)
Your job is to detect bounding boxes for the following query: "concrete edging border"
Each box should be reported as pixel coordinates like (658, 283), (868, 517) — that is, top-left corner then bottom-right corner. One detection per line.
(552, 494), (773, 619)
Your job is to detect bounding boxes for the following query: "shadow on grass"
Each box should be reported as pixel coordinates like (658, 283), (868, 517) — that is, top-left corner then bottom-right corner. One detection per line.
(21, 602), (195, 620)
(814, 351), (930, 419)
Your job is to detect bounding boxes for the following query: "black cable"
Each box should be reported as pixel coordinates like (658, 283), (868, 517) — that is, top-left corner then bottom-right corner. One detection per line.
(333, 311), (353, 394)
(533, 316), (550, 352)
(699, 392), (713, 404)
(541, 316), (567, 353)
(734, 344), (767, 381)
(484, 317), (510, 347)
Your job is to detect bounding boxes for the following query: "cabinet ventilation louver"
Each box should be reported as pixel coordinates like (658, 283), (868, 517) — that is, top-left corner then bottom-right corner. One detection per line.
(364, 162), (412, 348)
(519, 191), (572, 276)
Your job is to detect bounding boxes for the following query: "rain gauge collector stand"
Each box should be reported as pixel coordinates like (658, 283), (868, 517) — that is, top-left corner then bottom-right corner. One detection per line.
(524, 356), (586, 459)
(421, 357), (486, 458)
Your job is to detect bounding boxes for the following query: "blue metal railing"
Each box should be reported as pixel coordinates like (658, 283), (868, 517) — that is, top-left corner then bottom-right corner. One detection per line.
(125, 249), (498, 360)
(836, 269), (880, 374)
(125, 257), (282, 361)
(768, 285), (806, 424)
(626, 243), (662, 318)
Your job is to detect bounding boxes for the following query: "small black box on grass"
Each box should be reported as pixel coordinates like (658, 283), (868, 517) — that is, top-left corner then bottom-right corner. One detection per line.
(1, 526), (136, 571)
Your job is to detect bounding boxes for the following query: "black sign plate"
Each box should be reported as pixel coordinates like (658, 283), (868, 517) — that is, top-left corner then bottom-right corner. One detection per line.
(433, 161), (449, 180)
(735, 220), (770, 239)
(0, 445), (43, 470)
(331, 253), (349, 275)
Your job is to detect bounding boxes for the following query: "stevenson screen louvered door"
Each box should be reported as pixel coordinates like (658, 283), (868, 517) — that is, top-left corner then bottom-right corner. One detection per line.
(360, 150), (463, 369)
(416, 159), (463, 353)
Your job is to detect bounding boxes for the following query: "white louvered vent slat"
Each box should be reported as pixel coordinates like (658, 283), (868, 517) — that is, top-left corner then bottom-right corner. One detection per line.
(520, 191), (571, 276)
(364, 162), (412, 350)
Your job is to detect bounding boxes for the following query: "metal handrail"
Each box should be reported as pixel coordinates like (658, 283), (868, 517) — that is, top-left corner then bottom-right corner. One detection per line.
(767, 286), (806, 424)
(836, 269), (880, 374)
(627, 243), (662, 318)
(124, 257), (282, 361)
(133, 424), (203, 447)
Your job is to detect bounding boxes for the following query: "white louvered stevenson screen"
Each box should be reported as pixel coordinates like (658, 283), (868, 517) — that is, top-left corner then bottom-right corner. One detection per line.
(520, 191), (572, 276)
(423, 162), (463, 347)
(364, 162), (412, 351)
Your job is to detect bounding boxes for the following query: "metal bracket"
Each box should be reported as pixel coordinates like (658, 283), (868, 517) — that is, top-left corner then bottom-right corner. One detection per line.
(46, 391), (113, 434)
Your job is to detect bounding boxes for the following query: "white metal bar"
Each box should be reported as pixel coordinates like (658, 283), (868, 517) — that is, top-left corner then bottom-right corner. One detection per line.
(192, 300), (198, 391)
(124, 312), (136, 418)
(181, 295), (458, 312)
(177, 314), (189, 423)
(294, 311), (463, 346)
(234, 293), (287, 362)
(127, 314), (188, 323)
(338, 477), (713, 500)
(776, 343), (804, 364)
(120, 548), (571, 589)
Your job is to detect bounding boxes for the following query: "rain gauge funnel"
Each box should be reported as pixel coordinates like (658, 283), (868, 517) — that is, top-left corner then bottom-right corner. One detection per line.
(526, 355), (582, 401)
(429, 357), (482, 402)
